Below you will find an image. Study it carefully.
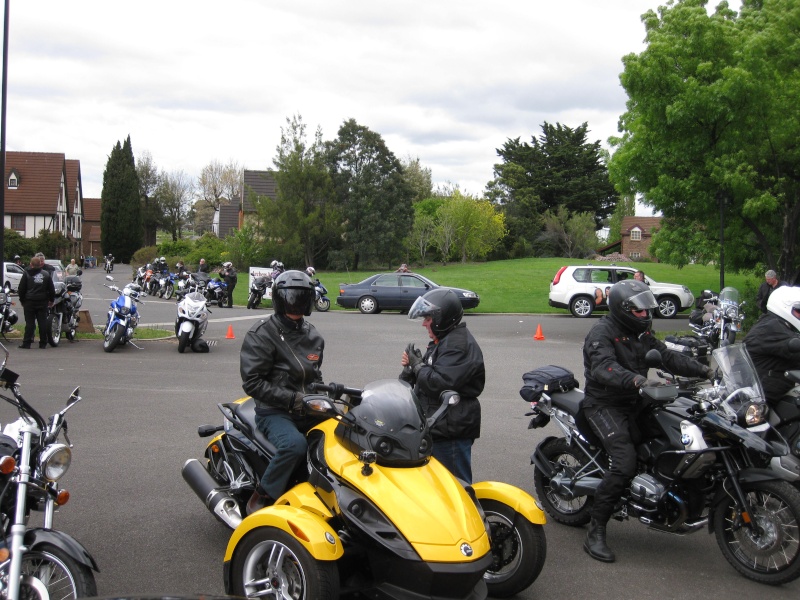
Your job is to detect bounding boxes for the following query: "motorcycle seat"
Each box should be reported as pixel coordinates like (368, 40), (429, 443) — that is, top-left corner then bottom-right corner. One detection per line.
(548, 388), (585, 416)
(233, 400), (279, 456)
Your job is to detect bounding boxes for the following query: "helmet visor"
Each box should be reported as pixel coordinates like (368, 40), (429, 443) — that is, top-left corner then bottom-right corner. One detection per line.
(624, 289), (658, 311)
(278, 288), (314, 315)
(408, 296), (437, 320)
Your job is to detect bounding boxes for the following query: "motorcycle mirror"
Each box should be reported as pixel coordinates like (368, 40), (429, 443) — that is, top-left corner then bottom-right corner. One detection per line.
(426, 390), (460, 428)
(67, 387), (81, 406)
(645, 349), (663, 368)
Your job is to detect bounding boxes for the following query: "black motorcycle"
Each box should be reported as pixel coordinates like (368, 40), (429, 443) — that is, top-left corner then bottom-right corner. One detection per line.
(47, 274), (83, 346)
(0, 291), (18, 340)
(527, 344), (800, 585)
(0, 341), (98, 599)
(246, 276), (269, 310)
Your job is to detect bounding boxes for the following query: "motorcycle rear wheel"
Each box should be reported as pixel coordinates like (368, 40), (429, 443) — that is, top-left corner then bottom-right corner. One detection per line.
(47, 313), (62, 347)
(481, 499), (546, 597)
(713, 479), (800, 584)
(231, 527), (339, 600)
(20, 545), (97, 599)
(103, 324), (124, 353)
(533, 437), (593, 526)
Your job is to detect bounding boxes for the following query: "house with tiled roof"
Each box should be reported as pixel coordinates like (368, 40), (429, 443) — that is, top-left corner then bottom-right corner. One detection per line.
(82, 198), (102, 258)
(620, 216), (662, 262)
(3, 151), (85, 260)
(214, 169), (277, 238)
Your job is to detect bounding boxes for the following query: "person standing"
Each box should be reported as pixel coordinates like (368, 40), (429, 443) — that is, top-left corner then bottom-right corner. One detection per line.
(221, 262), (237, 308)
(198, 258), (209, 273)
(17, 256), (55, 349)
(65, 258), (80, 276)
(35, 252), (55, 278)
(400, 288), (485, 483)
(756, 269), (787, 314)
(581, 279), (713, 563)
(239, 270), (323, 514)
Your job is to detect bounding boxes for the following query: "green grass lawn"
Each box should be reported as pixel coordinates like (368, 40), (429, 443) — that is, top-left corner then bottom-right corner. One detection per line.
(297, 258), (760, 315)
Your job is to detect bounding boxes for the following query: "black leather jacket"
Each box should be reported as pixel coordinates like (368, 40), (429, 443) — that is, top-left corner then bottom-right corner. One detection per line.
(583, 315), (708, 408)
(744, 313), (800, 402)
(240, 314), (324, 417)
(400, 323), (485, 441)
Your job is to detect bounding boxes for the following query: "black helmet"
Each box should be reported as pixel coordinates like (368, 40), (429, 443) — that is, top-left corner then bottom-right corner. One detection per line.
(272, 270), (315, 317)
(608, 280), (657, 334)
(408, 288), (463, 338)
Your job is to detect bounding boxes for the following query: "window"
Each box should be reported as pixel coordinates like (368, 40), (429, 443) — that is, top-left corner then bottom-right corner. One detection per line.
(400, 275), (426, 288)
(374, 275), (399, 287)
(590, 269), (612, 284)
(630, 228), (642, 241)
(7, 171), (18, 189)
(630, 252), (641, 260)
(10, 215), (24, 232)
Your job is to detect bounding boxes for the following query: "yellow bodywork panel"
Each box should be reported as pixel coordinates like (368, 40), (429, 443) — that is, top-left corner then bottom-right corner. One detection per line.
(471, 481), (547, 525)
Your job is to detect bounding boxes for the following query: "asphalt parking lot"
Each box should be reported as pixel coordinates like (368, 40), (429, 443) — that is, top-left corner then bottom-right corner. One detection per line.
(0, 265), (796, 598)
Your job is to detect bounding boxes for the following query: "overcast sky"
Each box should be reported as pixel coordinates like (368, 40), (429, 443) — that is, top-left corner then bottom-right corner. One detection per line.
(6, 1), (737, 203)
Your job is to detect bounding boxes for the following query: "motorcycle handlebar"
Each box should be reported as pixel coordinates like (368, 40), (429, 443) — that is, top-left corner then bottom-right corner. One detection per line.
(310, 382), (363, 399)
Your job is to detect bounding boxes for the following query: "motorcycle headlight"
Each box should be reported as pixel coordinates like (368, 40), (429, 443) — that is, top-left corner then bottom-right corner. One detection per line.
(118, 305), (131, 316)
(38, 444), (72, 481)
(738, 403), (766, 427)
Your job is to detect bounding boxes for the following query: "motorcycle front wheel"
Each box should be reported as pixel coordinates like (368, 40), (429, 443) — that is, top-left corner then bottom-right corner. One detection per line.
(481, 499), (546, 597)
(714, 479), (800, 584)
(178, 330), (191, 354)
(163, 283), (174, 300)
(247, 293), (256, 309)
(47, 313), (62, 347)
(103, 324), (124, 353)
(315, 297), (331, 312)
(532, 437), (593, 526)
(230, 528), (339, 600)
(20, 545), (97, 599)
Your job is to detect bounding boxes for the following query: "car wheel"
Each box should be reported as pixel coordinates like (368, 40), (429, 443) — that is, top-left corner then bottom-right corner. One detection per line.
(358, 296), (378, 314)
(656, 296), (678, 319)
(569, 296), (594, 318)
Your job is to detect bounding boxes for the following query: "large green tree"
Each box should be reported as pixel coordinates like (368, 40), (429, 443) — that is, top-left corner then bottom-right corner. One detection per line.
(487, 122), (618, 258)
(101, 136), (142, 262)
(263, 114), (337, 268)
(136, 150), (161, 247)
(156, 170), (194, 241)
(326, 119), (414, 269)
(609, 0), (800, 283)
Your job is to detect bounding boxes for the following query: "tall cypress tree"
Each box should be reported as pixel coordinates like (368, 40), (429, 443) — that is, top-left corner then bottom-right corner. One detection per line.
(101, 136), (143, 262)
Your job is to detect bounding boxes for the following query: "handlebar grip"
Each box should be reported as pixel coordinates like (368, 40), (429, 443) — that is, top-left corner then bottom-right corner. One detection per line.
(310, 382), (362, 398)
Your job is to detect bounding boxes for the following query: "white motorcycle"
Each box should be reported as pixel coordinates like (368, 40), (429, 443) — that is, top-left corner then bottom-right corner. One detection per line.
(175, 291), (210, 353)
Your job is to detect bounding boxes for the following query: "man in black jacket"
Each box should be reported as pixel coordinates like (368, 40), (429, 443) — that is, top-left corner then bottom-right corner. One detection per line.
(17, 256), (55, 349)
(744, 286), (800, 402)
(400, 288), (485, 483)
(239, 270), (323, 514)
(581, 280), (713, 563)
(221, 262), (237, 308)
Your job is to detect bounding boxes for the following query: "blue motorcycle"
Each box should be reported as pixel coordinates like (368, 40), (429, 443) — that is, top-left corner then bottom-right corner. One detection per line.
(102, 276), (144, 353)
(205, 278), (228, 308)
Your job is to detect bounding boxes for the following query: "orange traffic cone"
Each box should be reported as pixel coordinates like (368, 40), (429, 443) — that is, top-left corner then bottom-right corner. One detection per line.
(533, 324), (545, 341)
(226, 325), (235, 339)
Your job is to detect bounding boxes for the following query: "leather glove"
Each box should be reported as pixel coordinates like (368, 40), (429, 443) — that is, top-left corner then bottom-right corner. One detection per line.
(406, 343), (424, 375)
(634, 375), (661, 388)
(290, 391), (305, 413)
(705, 366), (716, 381)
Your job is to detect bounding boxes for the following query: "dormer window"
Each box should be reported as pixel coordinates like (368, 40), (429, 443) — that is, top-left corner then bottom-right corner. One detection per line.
(630, 227), (642, 241)
(7, 170), (18, 189)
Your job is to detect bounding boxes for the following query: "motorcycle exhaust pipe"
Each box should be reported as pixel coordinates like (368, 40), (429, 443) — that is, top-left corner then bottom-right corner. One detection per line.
(182, 459), (242, 529)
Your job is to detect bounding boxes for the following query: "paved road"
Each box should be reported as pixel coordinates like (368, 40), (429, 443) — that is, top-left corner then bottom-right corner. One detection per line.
(0, 266), (796, 598)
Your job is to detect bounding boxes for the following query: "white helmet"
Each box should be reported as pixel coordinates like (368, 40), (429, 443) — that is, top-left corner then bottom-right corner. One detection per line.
(270, 260), (278, 268)
(223, 261), (233, 269)
(305, 266), (315, 277)
(767, 286), (800, 332)
(160, 256), (166, 262)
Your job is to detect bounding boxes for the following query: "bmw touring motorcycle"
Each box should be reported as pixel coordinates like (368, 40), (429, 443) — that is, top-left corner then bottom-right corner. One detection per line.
(0, 342), (98, 599)
(183, 379), (547, 599)
(527, 344), (800, 585)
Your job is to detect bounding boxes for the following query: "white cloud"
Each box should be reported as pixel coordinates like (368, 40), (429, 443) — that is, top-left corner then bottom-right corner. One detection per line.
(5, 0), (737, 199)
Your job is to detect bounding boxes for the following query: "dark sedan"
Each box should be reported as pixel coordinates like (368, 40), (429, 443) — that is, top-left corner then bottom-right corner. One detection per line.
(336, 273), (480, 314)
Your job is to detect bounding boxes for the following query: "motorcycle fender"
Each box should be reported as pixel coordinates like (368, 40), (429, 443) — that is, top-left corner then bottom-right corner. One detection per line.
(530, 435), (560, 476)
(706, 468), (786, 533)
(23, 527), (99, 572)
(224, 503), (343, 562)
(179, 321), (195, 335)
(472, 481), (546, 525)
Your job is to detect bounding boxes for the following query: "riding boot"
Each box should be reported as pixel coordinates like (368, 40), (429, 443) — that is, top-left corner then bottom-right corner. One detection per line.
(584, 518), (615, 563)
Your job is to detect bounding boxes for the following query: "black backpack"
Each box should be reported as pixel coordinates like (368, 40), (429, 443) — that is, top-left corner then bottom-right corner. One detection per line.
(519, 365), (580, 403)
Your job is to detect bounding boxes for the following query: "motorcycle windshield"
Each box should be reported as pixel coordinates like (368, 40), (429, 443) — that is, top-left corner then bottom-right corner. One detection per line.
(718, 286), (740, 309)
(711, 344), (766, 417)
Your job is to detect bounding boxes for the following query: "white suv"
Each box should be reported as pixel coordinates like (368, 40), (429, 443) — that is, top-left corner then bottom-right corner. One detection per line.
(548, 264), (695, 319)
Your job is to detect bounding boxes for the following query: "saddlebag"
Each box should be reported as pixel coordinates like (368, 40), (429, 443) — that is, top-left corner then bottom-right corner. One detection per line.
(664, 335), (710, 359)
(520, 365), (579, 403)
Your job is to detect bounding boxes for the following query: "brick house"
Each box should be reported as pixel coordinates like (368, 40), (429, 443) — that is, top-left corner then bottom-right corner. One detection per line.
(214, 169), (277, 238)
(3, 151), (85, 260)
(82, 198), (102, 258)
(620, 216), (662, 262)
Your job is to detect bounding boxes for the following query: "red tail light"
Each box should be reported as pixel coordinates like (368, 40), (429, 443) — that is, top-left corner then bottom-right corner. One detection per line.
(552, 266), (568, 285)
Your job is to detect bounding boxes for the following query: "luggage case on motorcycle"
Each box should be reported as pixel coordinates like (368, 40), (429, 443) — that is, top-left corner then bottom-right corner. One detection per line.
(664, 335), (710, 359)
(520, 365), (579, 403)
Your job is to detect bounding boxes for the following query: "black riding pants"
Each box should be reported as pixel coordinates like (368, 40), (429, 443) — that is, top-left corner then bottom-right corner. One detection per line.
(584, 402), (641, 524)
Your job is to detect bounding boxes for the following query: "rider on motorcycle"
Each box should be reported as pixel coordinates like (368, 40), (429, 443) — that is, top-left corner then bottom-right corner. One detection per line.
(305, 266), (320, 285)
(581, 280), (714, 563)
(743, 286), (800, 402)
(239, 270), (323, 515)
